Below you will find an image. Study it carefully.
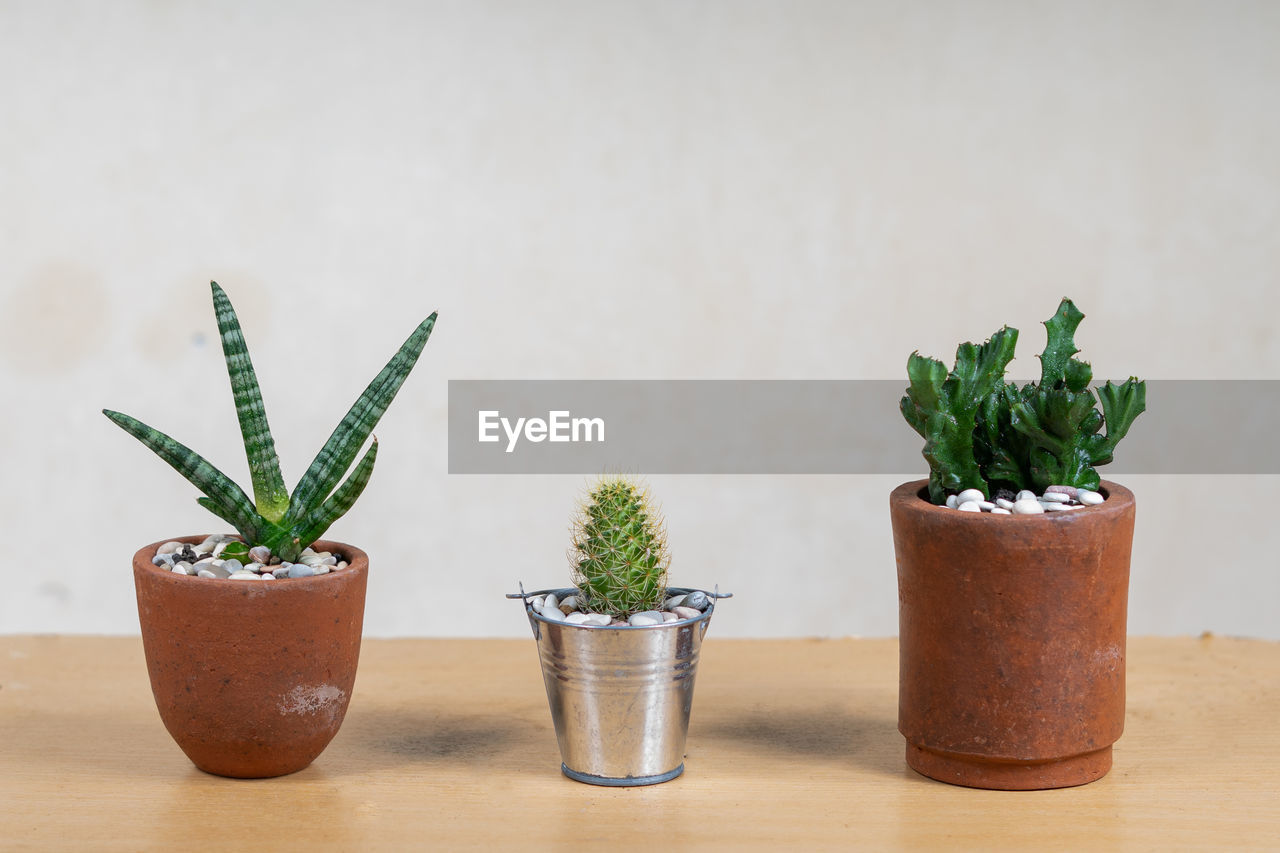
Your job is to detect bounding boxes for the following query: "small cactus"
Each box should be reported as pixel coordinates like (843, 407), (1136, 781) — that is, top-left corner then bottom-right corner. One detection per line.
(570, 476), (670, 618)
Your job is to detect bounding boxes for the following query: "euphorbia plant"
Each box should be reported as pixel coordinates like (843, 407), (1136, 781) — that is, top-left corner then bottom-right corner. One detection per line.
(900, 297), (1146, 504)
(104, 282), (436, 562)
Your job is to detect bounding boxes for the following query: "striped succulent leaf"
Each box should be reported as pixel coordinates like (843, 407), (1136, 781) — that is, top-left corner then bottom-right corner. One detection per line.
(104, 282), (437, 564)
(292, 437), (379, 549)
(102, 410), (264, 541)
(211, 282), (290, 522)
(283, 312), (437, 528)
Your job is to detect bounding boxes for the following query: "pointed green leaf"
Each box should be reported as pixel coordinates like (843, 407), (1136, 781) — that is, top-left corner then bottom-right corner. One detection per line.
(103, 409), (260, 538)
(285, 312), (436, 524)
(293, 438), (379, 549)
(196, 496), (248, 534)
(211, 282), (289, 522)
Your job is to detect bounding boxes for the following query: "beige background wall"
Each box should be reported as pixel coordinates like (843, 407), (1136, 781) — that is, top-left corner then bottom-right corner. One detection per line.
(2, 1), (1276, 637)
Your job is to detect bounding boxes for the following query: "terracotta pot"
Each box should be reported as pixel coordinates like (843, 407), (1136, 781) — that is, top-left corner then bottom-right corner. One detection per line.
(890, 481), (1135, 790)
(132, 536), (368, 778)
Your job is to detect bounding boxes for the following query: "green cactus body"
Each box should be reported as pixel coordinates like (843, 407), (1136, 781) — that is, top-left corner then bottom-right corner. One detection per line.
(571, 477), (670, 618)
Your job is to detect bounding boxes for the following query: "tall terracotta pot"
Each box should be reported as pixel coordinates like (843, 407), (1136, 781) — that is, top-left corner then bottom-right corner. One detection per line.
(132, 535), (368, 778)
(890, 481), (1135, 790)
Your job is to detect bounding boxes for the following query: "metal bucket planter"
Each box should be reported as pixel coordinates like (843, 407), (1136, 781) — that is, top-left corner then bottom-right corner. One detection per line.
(890, 480), (1136, 790)
(513, 587), (723, 786)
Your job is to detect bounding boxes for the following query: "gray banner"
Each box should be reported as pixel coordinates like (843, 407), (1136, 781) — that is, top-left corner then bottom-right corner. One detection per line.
(447, 380), (1280, 474)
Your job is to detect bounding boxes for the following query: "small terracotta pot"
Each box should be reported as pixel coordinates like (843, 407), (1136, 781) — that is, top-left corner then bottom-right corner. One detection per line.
(890, 481), (1135, 790)
(132, 536), (368, 778)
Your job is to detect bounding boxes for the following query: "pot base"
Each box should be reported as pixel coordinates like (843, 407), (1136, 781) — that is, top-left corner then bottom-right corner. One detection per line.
(562, 763), (684, 787)
(905, 744), (1113, 790)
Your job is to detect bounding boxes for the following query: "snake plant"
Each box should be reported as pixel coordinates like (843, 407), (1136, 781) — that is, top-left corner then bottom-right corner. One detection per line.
(901, 298), (1146, 504)
(104, 282), (437, 562)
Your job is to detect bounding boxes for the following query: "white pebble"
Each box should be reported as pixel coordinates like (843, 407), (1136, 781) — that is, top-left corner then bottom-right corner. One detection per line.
(228, 572), (259, 580)
(990, 507), (1012, 515)
(540, 606), (565, 622)
(672, 606), (702, 620)
(995, 498), (1015, 510)
(174, 561), (193, 573)
(956, 488), (985, 505)
(957, 502), (982, 513)
(976, 501), (995, 511)
(336, 561), (348, 570)
(662, 612), (680, 622)
(1012, 499), (1044, 515)
(1016, 490), (1036, 502)
(560, 596), (578, 612)
(171, 565), (191, 575)
(526, 595), (544, 610)
(157, 542), (184, 556)
(1044, 502), (1081, 511)
(564, 612), (590, 624)
(584, 613), (613, 626)
(629, 614), (660, 626)
(197, 570), (218, 579)
(260, 573), (275, 579)
(1077, 489), (1104, 505)
(945, 494), (959, 509)
(542, 593), (559, 613)
(311, 566), (330, 576)
(1041, 492), (1070, 503)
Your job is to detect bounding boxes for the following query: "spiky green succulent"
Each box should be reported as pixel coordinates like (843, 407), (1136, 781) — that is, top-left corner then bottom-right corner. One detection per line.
(104, 281), (436, 562)
(570, 476), (670, 617)
(901, 298), (1146, 504)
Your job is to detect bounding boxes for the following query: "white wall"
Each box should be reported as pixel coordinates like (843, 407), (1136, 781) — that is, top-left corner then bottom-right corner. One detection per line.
(2, 0), (1276, 637)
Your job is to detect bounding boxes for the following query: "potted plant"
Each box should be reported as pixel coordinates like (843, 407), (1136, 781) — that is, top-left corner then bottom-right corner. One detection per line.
(104, 282), (436, 778)
(510, 475), (729, 786)
(892, 298), (1146, 790)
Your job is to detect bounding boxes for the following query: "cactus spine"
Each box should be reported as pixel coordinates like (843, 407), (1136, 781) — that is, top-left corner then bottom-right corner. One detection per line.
(570, 476), (670, 618)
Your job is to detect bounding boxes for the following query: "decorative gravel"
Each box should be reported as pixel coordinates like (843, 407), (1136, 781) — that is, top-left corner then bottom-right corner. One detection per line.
(944, 485), (1106, 515)
(150, 534), (348, 579)
(524, 589), (711, 627)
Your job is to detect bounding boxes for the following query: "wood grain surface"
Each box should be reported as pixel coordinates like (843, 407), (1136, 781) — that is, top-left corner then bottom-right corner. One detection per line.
(2, 635), (1277, 851)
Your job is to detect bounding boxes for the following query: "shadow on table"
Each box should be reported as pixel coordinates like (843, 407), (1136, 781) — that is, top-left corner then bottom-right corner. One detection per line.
(697, 702), (907, 777)
(336, 708), (553, 776)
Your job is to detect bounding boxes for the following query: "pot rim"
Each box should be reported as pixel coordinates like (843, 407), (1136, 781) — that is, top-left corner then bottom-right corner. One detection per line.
(519, 586), (718, 629)
(891, 479), (1134, 523)
(132, 534), (368, 587)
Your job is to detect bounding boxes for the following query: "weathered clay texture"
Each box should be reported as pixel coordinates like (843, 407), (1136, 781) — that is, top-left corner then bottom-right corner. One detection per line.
(132, 536), (368, 778)
(890, 481), (1135, 790)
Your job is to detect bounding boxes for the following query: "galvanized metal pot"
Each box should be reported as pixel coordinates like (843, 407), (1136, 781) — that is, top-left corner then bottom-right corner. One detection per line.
(520, 588), (718, 786)
(890, 480), (1136, 790)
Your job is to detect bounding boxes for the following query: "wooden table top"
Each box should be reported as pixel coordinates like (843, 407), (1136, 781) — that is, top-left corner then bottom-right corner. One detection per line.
(2, 635), (1278, 851)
